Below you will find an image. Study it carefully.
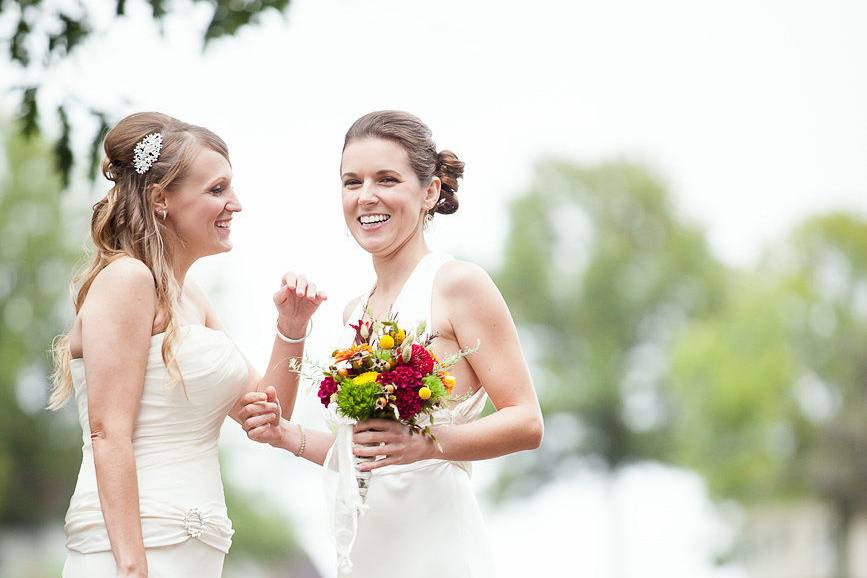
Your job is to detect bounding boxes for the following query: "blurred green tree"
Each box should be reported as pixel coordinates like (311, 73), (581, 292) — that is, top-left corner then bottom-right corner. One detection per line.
(667, 213), (867, 578)
(0, 122), (81, 525)
(224, 479), (301, 569)
(493, 159), (726, 496)
(491, 159), (727, 578)
(2, 0), (292, 186)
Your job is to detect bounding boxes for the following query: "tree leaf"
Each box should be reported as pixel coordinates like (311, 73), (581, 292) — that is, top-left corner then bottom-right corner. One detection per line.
(10, 16), (30, 65)
(89, 112), (111, 179)
(17, 87), (39, 138)
(53, 105), (73, 189)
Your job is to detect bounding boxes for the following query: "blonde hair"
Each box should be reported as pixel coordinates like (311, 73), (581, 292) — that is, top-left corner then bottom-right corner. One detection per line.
(49, 112), (229, 409)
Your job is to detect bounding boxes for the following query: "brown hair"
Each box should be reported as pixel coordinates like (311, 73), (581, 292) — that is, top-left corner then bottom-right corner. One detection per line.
(343, 110), (464, 216)
(49, 112), (229, 409)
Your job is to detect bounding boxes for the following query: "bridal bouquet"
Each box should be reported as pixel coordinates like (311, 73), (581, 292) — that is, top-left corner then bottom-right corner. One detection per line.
(317, 317), (474, 449)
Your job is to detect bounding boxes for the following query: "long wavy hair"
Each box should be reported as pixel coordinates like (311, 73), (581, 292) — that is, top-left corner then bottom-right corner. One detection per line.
(49, 112), (229, 410)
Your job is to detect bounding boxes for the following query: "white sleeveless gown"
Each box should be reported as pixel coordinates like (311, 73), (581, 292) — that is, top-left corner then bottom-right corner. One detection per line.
(62, 324), (248, 577)
(326, 252), (495, 577)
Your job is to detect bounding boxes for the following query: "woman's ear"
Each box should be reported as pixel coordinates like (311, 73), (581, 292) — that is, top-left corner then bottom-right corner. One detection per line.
(423, 177), (441, 213)
(149, 184), (167, 217)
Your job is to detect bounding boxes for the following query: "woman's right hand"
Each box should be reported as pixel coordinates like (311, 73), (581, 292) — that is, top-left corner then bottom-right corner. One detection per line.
(239, 385), (284, 447)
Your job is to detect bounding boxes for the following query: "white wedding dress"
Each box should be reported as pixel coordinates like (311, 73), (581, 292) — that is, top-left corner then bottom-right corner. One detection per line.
(326, 252), (495, 577)
(62, 324), (248, 577)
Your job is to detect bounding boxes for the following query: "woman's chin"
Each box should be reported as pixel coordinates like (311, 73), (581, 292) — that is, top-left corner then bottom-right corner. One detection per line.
(357, 239), (384, 255)
(204, 240), (233, 256)
(351, 230), (386, 254)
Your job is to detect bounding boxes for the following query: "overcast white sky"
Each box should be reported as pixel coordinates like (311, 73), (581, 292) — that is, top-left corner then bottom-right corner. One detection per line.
(3, 0), (865, 575)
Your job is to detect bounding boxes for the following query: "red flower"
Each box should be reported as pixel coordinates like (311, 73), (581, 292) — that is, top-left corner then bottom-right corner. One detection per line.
(318, 376), (338, 408)
(377, 365), (423, 390)
(393, 386), (424, 419)
(349, 319), (371, 345)
(409, 344), (434, 376)
(378, 365), (426, 419)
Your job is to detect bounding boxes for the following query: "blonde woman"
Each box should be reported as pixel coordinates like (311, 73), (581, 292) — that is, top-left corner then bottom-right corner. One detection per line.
(52, 112), (325, 578)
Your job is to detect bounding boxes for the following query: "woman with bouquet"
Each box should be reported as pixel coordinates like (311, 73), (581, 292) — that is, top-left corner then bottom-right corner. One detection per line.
(239, 111), (543, 577)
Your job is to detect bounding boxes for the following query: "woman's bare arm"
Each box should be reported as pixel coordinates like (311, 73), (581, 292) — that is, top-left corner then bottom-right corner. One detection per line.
(80, 257), (155, 577)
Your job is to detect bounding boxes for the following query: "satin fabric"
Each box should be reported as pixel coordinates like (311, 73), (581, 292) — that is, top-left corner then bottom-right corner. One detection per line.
(62, 325), (248, 576)
(325, 252), (495, 577)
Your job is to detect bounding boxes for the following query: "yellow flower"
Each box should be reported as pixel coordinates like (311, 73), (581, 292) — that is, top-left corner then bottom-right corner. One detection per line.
(395, 329), (406, 343)
(443, 375), (456, 390)
(418, 386), (432, 400)
(352, 372), (380, 385)
(379, 334), (395, 349)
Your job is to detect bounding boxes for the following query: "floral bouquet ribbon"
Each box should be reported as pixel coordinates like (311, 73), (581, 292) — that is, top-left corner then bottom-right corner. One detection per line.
(323, 411), (366, 575)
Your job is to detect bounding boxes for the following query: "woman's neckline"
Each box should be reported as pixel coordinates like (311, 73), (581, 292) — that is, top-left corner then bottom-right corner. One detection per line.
(362, 251), (435, 321)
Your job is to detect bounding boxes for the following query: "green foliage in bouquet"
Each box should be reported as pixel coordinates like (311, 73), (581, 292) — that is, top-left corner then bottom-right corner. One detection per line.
(422, 374), (448, 401)
(335, 379), (382, 422)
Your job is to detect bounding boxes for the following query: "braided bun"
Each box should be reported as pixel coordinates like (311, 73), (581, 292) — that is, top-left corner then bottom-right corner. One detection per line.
(434, 150), (464, 215)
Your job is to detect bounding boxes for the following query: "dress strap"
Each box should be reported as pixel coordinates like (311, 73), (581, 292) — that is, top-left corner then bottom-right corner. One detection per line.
(391, 252), (454, 334)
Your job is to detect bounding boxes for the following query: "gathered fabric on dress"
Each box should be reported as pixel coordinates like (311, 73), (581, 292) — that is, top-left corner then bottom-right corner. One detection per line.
(325, 252), (495, 578)
(62, 324), (248, 577)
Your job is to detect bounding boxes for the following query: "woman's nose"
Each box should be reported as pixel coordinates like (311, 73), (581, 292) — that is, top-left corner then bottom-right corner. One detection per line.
(226, 189), (242, 212)
(358, 181), (378, 205)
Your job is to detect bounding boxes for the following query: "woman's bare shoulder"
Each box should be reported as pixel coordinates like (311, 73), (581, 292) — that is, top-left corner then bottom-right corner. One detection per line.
(86, 256), (156, 305)
(436, 258), (497, 298)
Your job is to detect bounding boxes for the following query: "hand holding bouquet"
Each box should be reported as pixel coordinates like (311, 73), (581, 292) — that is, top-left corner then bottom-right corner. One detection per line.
(318, 316), (476, 498)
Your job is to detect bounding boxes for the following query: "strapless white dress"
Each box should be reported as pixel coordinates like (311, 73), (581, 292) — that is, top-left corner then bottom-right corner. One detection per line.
(62, 325), (248, 577)
(325, 252), (495, 577)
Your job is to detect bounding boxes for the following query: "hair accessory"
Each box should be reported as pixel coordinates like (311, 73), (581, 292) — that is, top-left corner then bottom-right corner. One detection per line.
(133, 132), (163, 174)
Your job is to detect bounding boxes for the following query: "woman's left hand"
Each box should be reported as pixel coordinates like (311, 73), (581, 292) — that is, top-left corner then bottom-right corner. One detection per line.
(352, 419), (438, 471)
(274, 272), (328, 335)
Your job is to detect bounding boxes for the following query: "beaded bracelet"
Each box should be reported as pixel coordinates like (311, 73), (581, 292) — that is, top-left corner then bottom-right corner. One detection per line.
(294, 423), (307, 457)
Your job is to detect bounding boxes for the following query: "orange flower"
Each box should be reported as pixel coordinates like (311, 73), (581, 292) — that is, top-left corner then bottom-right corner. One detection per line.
(333, 344), (374, 362)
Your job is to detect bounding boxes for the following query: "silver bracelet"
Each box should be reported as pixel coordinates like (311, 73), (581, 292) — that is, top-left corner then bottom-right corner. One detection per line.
(276, 318), (313, 343)
(293, 423), (307, 457)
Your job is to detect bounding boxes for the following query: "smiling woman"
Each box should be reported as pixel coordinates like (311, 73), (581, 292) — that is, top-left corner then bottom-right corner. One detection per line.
(238, 110), (543, 578)
(49, 112), (326, 578)
(340, 112), (464, 257)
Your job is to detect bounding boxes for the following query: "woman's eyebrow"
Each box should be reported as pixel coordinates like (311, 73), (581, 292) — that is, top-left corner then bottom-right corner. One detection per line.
(205, 175), (231, 188)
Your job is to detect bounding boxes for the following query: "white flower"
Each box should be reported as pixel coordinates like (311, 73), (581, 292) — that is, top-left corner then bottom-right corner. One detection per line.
(133, 132), (162, 174)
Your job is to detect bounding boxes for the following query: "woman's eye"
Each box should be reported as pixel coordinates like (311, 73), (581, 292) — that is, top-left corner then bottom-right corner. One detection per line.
(380, 176), (398, 184)
(210, 186), (224, 195)
(343, 180), (361, 187)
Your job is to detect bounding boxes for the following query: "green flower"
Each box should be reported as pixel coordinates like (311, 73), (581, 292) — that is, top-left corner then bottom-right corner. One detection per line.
(422, 375), (448, 402)
(336, 379), (381, 421)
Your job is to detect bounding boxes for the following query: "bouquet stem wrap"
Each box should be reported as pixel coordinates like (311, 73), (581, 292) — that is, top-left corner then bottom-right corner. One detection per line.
(325, 417), (369, 575)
